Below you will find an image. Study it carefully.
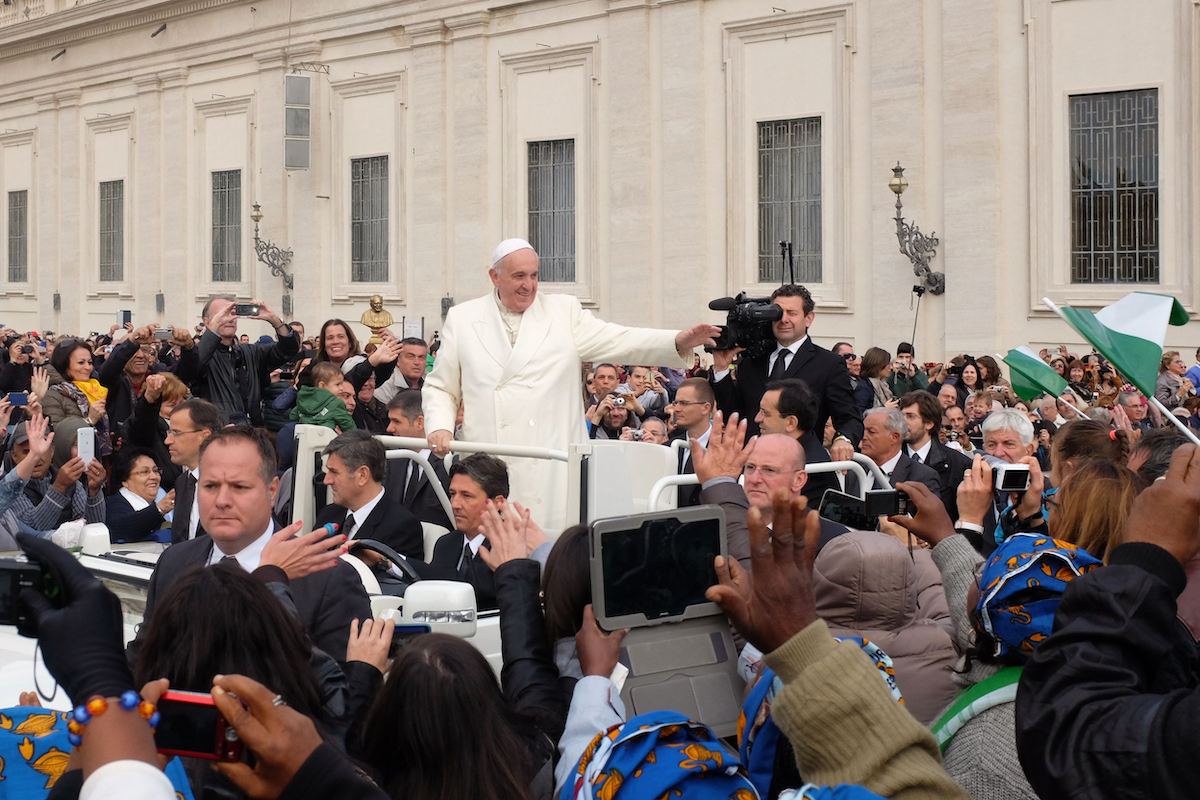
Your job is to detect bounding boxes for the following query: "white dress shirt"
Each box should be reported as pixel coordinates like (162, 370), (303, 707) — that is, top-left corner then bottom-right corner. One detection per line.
(344, 486), (386, 538)
(712, 336), (808, 383)
(207, 523), (274, 570)
(188, 468), (202, 539)
(681, 425), (712, 469)
(458, 532), (487, 568)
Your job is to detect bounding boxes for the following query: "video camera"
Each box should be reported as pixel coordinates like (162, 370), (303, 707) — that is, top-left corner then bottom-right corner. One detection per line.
(705, 293), (782, 359)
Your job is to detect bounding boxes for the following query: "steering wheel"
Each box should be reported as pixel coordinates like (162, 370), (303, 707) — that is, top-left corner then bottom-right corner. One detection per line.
(346, 539), (424, 592)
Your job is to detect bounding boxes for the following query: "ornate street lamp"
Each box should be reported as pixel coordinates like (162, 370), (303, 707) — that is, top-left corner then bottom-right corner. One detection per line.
(889, 163), (944, 295)
(251, 203), (295, 317)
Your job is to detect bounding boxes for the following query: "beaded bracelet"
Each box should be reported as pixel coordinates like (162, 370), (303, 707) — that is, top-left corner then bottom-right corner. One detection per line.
(66, 690), (159, 747)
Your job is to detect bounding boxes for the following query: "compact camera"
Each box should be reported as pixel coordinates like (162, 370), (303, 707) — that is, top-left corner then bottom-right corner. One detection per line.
(155, 690), (243, 762)
(865, 489), (911, 518)
(0, 558), (60, 635)
(154, 328), (173, 340)
(612, 396), (625, 407)
(234, 304), (260, 317)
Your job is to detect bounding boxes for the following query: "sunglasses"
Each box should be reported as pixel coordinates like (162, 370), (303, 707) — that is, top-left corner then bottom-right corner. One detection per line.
(840, 352), (857, 361)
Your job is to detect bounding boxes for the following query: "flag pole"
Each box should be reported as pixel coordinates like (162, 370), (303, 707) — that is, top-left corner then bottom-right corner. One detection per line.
(995, 350), (1087, 417)
(1149, 395), (1200, 447)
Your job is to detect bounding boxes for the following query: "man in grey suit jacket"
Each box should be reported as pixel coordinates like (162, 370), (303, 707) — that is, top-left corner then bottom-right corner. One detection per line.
(844, 408), (942, 499)
(129, 427), (370, 664)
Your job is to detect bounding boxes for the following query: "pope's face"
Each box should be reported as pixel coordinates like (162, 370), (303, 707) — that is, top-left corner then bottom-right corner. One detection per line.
(490, 249), (539, 314)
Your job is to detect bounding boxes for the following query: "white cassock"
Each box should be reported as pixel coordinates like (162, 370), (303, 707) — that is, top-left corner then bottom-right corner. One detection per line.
(423, 290), (688, 530)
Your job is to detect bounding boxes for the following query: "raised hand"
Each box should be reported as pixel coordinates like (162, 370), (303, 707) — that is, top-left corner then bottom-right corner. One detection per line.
(30, 366), (49, 400)
(143, 373), (166, 403)
(706, 490), (821, 654)
(690, 410), (754, 484)
(346, 618), (393, 674)
(368, 337), (401, 366)
(675, 323), (722, 353)
(260, 521), (348, 580)
(955, 454), (993, 527)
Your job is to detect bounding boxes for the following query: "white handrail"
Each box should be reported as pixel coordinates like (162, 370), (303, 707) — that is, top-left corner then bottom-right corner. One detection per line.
(384, 450), (455, 523)
(805, 460), (868, 500)
(647, 474), (699, 512)
(374, 436), (569, 462)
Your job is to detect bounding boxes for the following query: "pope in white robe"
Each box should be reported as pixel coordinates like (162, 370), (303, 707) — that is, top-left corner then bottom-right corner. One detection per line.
(423, 239), (719, 531)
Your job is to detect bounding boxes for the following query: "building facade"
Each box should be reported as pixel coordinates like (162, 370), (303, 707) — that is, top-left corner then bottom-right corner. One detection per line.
(1, 0), (1198, 358)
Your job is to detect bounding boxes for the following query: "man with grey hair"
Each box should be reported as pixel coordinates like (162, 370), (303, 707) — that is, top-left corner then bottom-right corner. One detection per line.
(313, 429), (424, 559)
(846, 407), (941, 497)
(423, 238), (720, 530)
(981, 407), (1035, 463)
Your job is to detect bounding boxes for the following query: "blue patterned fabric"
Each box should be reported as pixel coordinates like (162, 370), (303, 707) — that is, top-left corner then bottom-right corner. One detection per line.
(976, 532), (1101, 658)
(0, 706), (194, 799)
(558, 710), (757, 800)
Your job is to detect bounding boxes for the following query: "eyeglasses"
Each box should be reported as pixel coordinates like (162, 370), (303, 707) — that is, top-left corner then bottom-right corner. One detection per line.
(672, 400), (709, 407)
(167, 428), (201, 437)
(744, 464), (799, 478)
(840, 352), (857, 361)
(131, 467), (162, 477)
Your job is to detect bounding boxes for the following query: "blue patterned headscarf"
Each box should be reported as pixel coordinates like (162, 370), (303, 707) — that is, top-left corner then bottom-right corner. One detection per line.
(976, 532), (1102, 658)
(559, 710), (757, 800)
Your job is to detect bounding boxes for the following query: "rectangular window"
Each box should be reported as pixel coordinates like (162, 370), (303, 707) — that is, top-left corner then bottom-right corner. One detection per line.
(1069, 89), (1159, 283)
(7, 190), (27, 283)
(99, 180), (124, 282)
(212, 170), (242, 282)
(757, 118), (822, 283)
(527, 139), (576, 282)
(350, 155), (389, 282)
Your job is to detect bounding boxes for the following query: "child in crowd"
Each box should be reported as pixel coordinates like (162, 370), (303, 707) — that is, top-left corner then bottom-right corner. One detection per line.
(290, 361), (356, 433)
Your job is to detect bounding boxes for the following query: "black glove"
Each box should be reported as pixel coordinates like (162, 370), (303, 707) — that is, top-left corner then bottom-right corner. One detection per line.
(16, 533), (136, 707)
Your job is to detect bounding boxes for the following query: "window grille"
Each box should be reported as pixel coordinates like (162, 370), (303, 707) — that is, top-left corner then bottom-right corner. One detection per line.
(7, 190), (27, 283)
(212, 170), (242, 282)
(350, 156), (389, 282)
(99, 180), (123, 282)
(757, 118), (822, 283)
(527, 139), (575, 282)
(1069, 89), (1159, 283)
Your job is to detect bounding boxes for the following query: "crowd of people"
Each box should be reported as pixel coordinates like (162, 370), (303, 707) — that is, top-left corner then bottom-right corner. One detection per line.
(2, 259), (1200, 800)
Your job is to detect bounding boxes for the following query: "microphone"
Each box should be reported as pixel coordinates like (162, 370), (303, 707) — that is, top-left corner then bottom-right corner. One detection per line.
(708, 297), (738, 312)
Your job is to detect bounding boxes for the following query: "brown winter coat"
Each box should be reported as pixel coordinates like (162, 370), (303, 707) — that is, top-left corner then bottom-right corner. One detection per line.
(813, 530), (958, 726)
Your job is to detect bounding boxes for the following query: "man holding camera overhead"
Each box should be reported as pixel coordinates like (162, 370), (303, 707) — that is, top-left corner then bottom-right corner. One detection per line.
(710, 284), (862, 459)
(179, 295), (299, 427)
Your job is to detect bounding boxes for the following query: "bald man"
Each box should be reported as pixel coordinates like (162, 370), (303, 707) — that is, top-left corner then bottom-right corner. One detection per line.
(424, 239), (718, 530)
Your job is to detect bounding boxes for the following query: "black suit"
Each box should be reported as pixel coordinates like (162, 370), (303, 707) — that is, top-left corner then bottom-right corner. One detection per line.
(128, 532), (371, 663)
(799, 430), (840, 509)
(910, 440), (973, 521)
(677, 446), (701, 508)
(411, 531), (498, 610)
(844, 450), (942, 499)
(383, 455), (453, 531)
(314, 489), (425, 560)
(170, 472), (204, 544)
(712, 338), (863, 443)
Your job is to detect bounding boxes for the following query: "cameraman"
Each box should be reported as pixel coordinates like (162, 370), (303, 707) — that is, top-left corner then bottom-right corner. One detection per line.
(887, 342), (930, 397)
(710, 284), (861, 459)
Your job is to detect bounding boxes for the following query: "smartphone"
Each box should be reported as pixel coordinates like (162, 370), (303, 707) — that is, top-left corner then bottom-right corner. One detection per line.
(154, 327), (172, 340)
(116, 310), (131, 326)
(278, 371), (295, 381)
(819, 489), (874, 531)
(6, 392), (27, 407)
(155, 690), (244, 762)
(234, 303), (260, 317)
(388, 623), (432, 657)
(76, 426), (96, 467)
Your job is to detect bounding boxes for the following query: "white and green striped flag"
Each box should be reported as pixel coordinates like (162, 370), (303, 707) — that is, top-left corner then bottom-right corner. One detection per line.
(1002, 346), (1068, 402)
(1043, 293), (1189, 397)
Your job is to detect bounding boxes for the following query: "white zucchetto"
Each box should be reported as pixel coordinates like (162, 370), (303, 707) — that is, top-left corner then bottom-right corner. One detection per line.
(491, 238), (536, 267)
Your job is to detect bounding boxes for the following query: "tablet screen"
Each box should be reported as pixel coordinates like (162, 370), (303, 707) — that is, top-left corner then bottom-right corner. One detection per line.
(600, 516), (721, 621)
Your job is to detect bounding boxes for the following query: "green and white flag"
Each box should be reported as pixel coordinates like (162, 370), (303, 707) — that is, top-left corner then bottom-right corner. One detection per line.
(1002, 346), (1068, 402)
(1044, 293), (1189, 397)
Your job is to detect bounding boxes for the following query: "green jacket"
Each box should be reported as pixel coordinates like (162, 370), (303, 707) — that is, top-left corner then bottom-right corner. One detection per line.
(290, 386), (356, 432)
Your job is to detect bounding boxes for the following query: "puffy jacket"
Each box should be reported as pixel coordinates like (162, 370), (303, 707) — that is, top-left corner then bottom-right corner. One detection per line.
(40, 365), (84, 426)
(1015, 542), (1200, 800)
(291, 386), (356, 432)
(813, 531), (959, 725)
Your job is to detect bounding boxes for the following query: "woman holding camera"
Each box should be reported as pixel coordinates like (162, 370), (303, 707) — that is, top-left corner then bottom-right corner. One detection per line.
(0, 336), (39, 394)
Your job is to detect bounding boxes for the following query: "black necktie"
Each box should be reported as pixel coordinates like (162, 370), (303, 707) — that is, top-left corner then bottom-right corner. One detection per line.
(342, 513), (357, 541)
(911, 452), (922, 465)
(770, 349), (790, 381)
(457, 540), (473, 580)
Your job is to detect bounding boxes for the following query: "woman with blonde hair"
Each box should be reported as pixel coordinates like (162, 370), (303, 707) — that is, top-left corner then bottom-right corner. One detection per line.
(1046, 460), (1138, 562)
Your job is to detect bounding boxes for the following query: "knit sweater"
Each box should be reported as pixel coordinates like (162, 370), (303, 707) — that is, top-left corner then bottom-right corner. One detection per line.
(763, 619), (970, 800)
